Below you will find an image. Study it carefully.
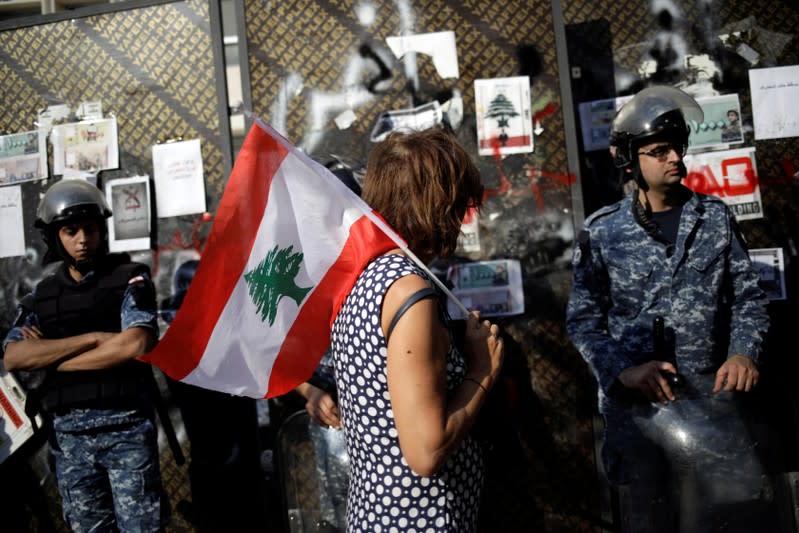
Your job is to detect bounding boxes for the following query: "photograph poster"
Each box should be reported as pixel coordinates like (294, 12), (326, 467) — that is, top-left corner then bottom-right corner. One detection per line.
(0, 130), (47, 186)
(153, 139), (206, 218)
(475, 76), (533, 156)
(0, 186), (26, 258)
(687, 94), (744, 150)
(445, 259), (524, 319)
(105, 175), (151, 252)
(748, 248), (786, 301)
(52, 117), (119, 175)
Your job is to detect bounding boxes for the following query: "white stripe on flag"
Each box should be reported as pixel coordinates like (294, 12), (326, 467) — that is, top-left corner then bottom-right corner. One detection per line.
(182, 149), (366, 396)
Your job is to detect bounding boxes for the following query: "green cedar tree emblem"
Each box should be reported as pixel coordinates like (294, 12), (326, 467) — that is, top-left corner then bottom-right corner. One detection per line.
(485, 93), (519, 145)
(244, 244), (312, 326)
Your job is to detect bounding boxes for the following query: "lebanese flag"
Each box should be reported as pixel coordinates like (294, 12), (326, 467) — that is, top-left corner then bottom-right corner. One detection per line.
(141, 118), (400, 398)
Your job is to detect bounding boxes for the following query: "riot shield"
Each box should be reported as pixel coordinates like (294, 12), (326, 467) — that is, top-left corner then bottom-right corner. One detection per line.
(277, 411), (350, 533)
(614, 374), (792, 533)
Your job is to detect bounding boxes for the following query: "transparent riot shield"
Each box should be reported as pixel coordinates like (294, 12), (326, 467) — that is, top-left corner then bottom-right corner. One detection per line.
(614, 374), (792, 533)
(277, 411), (350, 533)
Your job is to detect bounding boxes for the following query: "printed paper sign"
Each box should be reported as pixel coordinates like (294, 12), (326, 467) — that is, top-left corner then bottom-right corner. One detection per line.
(475, 77), (533, 156)
(106, 175), (151, 252)
(0, 367), (39, 464)
(0, 186), (26, 258)
(153, 139), (206, 218)
(51, 117), (119, 175)
(577, 95), (632, 152)
(749, 65), (799, 140)
(456, 208), (481, 253)
(446, 259), (524, 319)
(370, 101), (443, 142)
(0, 130), (47, 186)
(683, 147), (762, 221)
(748, 248), (786, 301)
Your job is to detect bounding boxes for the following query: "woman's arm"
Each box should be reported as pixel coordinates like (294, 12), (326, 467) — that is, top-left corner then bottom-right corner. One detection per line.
(385, 274), (503, 477)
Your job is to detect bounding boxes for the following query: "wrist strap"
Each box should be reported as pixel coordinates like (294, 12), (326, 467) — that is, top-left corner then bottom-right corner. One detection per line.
(462, 376), (488, 395)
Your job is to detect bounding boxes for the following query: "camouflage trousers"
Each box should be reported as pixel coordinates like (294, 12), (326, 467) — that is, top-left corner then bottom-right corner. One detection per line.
(51, 416), (165, 533)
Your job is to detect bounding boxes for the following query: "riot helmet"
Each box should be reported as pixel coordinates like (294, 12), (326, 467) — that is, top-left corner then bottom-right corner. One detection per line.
(35, 179), (112, 268)
(609, 85), (703, 169)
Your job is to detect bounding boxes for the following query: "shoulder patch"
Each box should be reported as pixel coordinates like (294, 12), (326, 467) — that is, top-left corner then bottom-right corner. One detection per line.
(573, 230), (591, 268)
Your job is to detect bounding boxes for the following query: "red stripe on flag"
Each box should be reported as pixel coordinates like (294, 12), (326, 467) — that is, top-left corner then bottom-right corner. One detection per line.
(265, 215), (397, 398)
(141, 125), (289, 379)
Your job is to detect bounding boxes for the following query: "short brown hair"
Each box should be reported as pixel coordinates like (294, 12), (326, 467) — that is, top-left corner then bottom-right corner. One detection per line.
(362, 128), (483, 259)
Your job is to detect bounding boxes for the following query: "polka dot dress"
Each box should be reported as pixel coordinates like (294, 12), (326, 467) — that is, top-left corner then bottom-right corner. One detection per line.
(331, 254), (484, 533)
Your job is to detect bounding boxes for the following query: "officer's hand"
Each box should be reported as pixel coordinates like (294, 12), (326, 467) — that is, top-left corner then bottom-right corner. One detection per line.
(303, 384), (341, 429)
(20, 326), (42, 339)
(714, 355), (758, 393)
(618, 361), (677, 404)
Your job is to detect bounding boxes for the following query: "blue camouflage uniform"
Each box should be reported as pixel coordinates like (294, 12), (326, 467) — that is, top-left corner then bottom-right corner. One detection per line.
(566, 190), (771, 530)
(2, 264), (164, 533)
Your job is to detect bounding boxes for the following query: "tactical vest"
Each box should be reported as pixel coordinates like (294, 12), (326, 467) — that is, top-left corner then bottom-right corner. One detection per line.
(32, 253), (154, 411)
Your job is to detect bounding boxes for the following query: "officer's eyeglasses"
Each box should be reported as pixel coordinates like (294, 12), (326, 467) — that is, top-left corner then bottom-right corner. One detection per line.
(638, 143), (687, 161)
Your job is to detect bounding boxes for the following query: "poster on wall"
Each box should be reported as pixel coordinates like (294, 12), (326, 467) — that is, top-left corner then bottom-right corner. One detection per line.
(748, 248), (786, 301)
(0, 130), (47, 186)
(577, 95), (632, 152)
(370, 101), (443, 142)
(0, 366), (40, 464)
(153, 139), (206, 218)
(51, 117), (119, 175)
(105, 175), (151, 252)
(687, 94), (744, 150)
(445, 259), (524, 319)
(749, 65), (799, 140)
(475, 76), (533, 156)
(683, 147), (762, 221)
(456, 208), (481, 253)
(0, 186), (25, 258)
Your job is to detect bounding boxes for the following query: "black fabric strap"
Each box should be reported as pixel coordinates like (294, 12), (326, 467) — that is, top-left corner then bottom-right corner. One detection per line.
(385, 287), (438, 343)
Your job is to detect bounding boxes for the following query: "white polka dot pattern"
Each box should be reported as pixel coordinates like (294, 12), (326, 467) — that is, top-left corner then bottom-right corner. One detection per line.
(332, 254), (484, 532)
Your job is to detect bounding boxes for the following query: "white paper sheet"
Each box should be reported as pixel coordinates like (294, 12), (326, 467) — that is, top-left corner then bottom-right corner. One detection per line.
(152, 139), (206, 218)
(749, 65), (799, 140)
(385, 31), (459, 79)
(0, 186), (26, 258)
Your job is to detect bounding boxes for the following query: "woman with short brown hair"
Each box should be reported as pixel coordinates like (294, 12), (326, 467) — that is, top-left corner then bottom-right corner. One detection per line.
(332, 127), (504, 532)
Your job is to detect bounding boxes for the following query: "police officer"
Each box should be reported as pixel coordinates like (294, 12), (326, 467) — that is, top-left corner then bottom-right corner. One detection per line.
(566, 86), (770, 532)
(2, 179), (166, 532)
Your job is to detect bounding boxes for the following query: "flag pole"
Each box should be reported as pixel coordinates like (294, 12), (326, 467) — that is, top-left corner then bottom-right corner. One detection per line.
(363, 212), (471, 319)
(244, 110), (472, 319)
